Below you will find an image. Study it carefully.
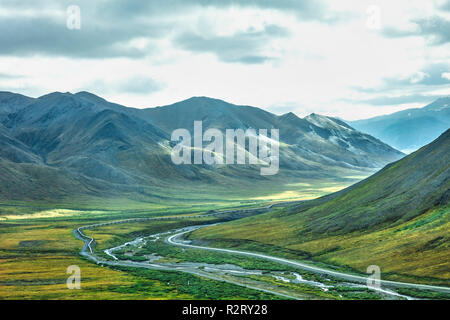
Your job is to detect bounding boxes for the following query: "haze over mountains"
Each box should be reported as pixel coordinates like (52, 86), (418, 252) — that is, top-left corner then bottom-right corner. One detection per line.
(0, 91), (403, 200)
(349, 97), (450, 153)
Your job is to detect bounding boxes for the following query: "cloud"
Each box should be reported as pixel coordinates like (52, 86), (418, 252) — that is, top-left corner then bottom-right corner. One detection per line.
(0, 73), (23, 79)
(348, 63), (450, 107)
(354, 63), (450, 93)
(437, 0), (450, 11)
(218, 0), (336, 22)
(118, 76), (166, 95)
(1, 0), (332, 22)
(349, 63), (450, 107)
(1, 1), (447, 121)
(87, 76), (165, 95)
(0, 15), (169, 58)
(413, 15), (450, 44)
(343, 94), (442, 106)
(0, 0), (335, 59)
(382, 15), (450, 45)
(390, 63), (450, 86)
(175, 24), (289, 64)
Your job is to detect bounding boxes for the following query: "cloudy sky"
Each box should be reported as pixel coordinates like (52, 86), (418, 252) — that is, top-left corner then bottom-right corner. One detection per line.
(0, 0), (449, 120)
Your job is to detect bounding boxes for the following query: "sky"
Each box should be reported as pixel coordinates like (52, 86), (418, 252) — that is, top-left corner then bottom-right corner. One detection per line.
(0, 0), (449, 120)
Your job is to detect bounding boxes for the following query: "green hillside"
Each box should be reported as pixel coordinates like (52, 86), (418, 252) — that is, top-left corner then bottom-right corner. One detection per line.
(189, 129), (450, 284)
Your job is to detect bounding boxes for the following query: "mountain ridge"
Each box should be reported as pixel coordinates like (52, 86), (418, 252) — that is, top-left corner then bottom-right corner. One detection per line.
(0, 90), (404, 201)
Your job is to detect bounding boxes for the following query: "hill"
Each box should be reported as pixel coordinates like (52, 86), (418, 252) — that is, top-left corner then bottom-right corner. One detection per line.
(190, 129), (450, 283)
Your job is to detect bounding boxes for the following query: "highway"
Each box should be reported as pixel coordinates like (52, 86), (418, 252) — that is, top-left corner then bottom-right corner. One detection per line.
(74, 201), (289, 254)
(167, 227), (450, 294)
(73, 202), (450, 298)
(73, 202), (305, 299)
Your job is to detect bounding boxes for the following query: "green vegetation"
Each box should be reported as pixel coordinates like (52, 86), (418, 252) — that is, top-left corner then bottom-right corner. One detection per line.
(116, 238), (293, 271)
(109, 266), (278, 300)
(0, 202), (280, 300)
(190, 130), (450, 285)
(97, 222), (419, 300)
(394, 288), (449, 300)
(1, 130), (449, 299)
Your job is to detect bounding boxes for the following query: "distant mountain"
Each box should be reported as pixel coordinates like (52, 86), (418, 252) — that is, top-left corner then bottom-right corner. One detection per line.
(190, 129), (450, 282)
(0, 91), (404, 200)
(349, 97), (450, 153)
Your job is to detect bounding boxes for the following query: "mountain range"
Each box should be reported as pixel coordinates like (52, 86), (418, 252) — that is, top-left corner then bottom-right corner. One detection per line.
(0, 91), (403, 201)
(349, 97), (450, 153)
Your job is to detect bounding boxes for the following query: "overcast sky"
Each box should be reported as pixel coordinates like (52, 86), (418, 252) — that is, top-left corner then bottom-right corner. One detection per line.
(0, 0), (449, 120)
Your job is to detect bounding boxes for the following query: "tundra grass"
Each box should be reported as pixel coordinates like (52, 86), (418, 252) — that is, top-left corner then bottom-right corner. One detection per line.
(89, 220), (396, 300)
(0, 203), (264, 300)
(0, 177), (361, 299)
(0, 174), (357, 218)
(189, 206), (450, 287)
(0, 215), (286, 299)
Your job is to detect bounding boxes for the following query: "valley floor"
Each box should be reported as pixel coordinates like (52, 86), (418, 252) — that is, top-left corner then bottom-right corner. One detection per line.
(0, 179), (448, 300)
(74, 209), (449, 300)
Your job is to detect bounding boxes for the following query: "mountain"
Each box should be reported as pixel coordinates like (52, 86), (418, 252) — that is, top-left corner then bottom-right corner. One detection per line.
(0, 91), (35, 115)
(190, 129), (450, 283)
(349, 97), (450, 153)
(142, 96), (403, 169)
(0, 91), (403, 201)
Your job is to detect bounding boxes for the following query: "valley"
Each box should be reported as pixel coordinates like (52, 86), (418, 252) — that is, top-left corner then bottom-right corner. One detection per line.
(188, 129), (450, 287)
(0, 91), (448, 301)
(72, 206), (449, 300)
(3, 183), (446, 300)
(0, 182), (353, 300)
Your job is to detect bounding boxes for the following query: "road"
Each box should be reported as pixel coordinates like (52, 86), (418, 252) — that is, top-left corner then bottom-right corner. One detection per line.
(73, 202), (450, 298)
(73, 202), (304, 299)
(167, 227), (450, 294)
(74, 201), (290, 254)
